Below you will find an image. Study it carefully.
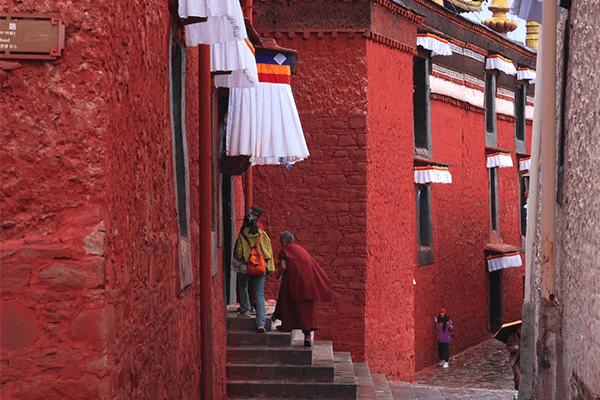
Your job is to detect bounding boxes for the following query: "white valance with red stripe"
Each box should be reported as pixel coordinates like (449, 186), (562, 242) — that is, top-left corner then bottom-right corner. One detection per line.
(487, 252), (522, 272)
(519, 157), (531, 171)
(417, 34), (452, 57)
(487, 152), (513, 168)
(486, 55), (517, 76)
(414, 166), (452, 184)
(226, 50), (309, 166)
(517, 68), (536, 83)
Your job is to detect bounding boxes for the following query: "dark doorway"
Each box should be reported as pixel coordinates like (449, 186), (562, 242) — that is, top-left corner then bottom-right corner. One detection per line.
(489, 269), (503, 333)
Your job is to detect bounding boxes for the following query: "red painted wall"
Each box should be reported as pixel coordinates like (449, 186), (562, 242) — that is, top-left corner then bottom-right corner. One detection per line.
(0, 0), (226, 398)
(364, 41), (417, 381)
(254, 32), (370, 361)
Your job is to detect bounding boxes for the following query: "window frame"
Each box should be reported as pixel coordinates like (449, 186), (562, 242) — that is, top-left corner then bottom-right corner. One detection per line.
(514, 84), (527, 153)
(485, 73), (498, 147)
(413, 55), (432, 159)
(416, 184), (434, 266)
(169, 37), (194, 291)
(489, 166), (500, 237)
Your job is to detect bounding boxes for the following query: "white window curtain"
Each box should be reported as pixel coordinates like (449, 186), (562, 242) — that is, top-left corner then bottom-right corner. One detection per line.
(414, 166), (452, 184)
(487, 152), (514, 168)
(417, 34), (452, 57)
(486, 55), (517, 76)
(487, 252), (522, 272)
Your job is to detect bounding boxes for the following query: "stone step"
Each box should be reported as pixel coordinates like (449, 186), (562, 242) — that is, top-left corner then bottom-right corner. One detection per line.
(227, 346), (313, 365)
(354, 363), (377, 400)
(228, 330), (292, 347)
(227, 363), (334, 382)
(226, 379), (357, 399)
(227, 314), (274, 331)
(371, 374), (394, 400)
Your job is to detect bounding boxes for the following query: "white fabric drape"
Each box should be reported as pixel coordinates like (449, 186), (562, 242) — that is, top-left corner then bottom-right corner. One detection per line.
(487, 252), (522, 272)
(487, 153), (514, 168)
(486, 55), (517, 76)
(519, 157), (531, 171)
(212, 40), (258, 88)
(510, 0), (544, 23)
(180, 0), (247, 45)
(414, 167), (452, 184)
(227, 82), (309, 165)
(417, 34), (452, 57)
(517, 68), (536, 83)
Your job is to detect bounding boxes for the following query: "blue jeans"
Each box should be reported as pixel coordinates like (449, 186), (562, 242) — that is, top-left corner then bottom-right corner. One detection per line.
(237, 273), (266, 329)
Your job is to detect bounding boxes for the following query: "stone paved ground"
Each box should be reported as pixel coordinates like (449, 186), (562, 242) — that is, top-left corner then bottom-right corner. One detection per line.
(389, 339), (518, 399)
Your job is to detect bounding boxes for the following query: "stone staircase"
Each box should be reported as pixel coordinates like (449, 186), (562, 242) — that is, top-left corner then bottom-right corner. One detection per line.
(226, 313), (394, 399)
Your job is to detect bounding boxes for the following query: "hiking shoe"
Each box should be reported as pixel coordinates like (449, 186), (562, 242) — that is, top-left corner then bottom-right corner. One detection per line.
(257, 326), (266, 333)
(442, 362), (449, 369)
(304, 338), (312, 347)
(239, 311), (251, 319)
(439, 360), (445, 366)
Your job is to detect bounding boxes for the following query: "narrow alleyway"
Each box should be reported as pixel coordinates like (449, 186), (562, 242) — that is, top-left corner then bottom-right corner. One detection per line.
(389, 339), (518, 399)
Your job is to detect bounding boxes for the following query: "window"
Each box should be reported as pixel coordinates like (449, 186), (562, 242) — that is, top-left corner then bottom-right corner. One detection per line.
(417, 184), (434, 265)
(485, 73), (497, 147)
(519, 173), (530, 237)
(413, 57), (431, 157)
(170, 39), (193, 290)
(514, 84), (527, 153)
(489, 167), (500, 234)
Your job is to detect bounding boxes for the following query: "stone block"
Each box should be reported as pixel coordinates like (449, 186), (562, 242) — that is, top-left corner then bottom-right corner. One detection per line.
(38, 263), (87, 290)
(69, 308), (107, 347)
(0, 301), (39, 350)
(0, 260), (32, 288)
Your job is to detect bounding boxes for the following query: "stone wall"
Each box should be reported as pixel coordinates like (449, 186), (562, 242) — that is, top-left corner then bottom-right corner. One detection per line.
(0, 0), (225, 398)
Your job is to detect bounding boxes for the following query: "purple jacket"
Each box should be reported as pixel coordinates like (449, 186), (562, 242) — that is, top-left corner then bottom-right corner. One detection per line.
(435, 319), (454, 343)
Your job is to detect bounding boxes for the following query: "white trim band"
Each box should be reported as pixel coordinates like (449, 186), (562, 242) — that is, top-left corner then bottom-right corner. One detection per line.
(414, 166), (452, 184)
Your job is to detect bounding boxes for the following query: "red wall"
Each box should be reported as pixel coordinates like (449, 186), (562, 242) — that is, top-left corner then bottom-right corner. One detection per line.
(413, 97), (528, 371)
(254, 32), (370, 361)
(364, 41), (417, 381)
(0, 1), (226, 398)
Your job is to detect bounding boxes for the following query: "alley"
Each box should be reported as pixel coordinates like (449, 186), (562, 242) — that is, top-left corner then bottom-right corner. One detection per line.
(388, 339), (517, 399)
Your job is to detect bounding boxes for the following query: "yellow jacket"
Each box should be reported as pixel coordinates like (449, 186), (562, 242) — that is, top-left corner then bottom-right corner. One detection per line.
(235, 228), (275, 273)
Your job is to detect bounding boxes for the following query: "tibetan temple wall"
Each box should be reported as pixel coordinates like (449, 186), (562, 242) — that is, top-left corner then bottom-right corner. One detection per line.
(0, 1), (224, 398)
(254, 0), (534, 380)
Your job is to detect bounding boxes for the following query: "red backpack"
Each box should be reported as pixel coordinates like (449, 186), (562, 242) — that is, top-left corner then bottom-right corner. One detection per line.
(242, 233), (266, 276)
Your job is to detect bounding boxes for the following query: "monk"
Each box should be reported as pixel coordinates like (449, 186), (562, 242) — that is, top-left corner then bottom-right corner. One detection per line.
(272, 231), (333, 346)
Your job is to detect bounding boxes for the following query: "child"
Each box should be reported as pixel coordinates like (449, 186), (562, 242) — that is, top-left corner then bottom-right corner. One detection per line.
(434, 308), (454, 368)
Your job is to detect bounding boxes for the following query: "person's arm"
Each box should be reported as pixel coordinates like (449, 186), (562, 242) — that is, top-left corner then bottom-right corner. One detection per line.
(448, 320), (454, 332)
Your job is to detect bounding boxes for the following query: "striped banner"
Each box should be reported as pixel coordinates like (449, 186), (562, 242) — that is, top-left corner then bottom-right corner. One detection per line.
(256, 50), (291, 85)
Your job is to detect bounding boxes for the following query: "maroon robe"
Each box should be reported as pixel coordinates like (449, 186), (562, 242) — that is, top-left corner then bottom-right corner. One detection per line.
(275, 243), (333, 332)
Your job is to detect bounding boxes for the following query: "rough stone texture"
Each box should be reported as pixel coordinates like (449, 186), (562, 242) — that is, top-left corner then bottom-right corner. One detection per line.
(555, 1), (600, 398)
(0, 0), (225, 398)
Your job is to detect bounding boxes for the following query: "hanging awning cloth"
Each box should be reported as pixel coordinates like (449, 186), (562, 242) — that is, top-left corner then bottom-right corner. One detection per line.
(487, 152), (513, 168)
(179, 0), (247, 45)
(226, 50), (309, 165)
(486, 55), (517, 76)
(213, 39), (259, 88)
(517, 68), (536, 83)
(179, 0), (258, 88)
(510, 0), (543, 23)
(487, 251), (522, 272)
(414, 166), (452, 184)
(519, 157), (531, 171)
(417, 34), (452, 57)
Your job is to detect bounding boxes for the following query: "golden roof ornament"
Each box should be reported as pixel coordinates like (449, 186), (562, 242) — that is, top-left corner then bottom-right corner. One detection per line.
(526, 21), (540, 49)
(482, 0), (519, 35)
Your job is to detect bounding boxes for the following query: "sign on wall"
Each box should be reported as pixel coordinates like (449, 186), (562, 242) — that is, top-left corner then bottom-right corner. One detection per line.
(0, 13), (65, 60)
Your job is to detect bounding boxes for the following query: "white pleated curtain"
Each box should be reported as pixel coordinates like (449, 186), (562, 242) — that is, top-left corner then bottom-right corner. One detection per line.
(486, 55), (517, 76)
(416, 34), (453, 57)
(519, 157), (531, 171)
(487, 252), (523, 272)
(179, 0), (258, 88)
(414, 166), (452, 184)
(226, 50), (309, 166)
(487, 153), (514, 168)
(517, 68), (536, 84)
